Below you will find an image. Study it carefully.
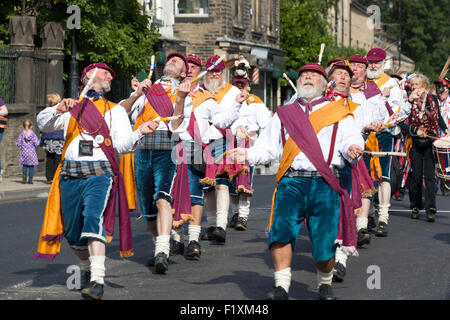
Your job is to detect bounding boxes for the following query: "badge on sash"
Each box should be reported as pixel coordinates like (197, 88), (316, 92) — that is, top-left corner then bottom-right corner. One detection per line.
(104, 138), (112, 147)
(95, 134), (104, 144)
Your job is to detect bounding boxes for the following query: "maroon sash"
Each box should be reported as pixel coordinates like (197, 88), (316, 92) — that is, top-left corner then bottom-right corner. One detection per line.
(70, 99), (133, 257)
(364, 80), (393, 115)
(277, 103), (358, 255)
(145, 83), (175, 126)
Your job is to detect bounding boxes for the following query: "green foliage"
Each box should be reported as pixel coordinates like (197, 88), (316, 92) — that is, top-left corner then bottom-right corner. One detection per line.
(280, 0), (365, 75)
(357, 0), (450, 80)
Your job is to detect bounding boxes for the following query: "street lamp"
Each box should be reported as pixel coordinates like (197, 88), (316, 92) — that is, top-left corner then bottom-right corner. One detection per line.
(68, 29), (79, 99)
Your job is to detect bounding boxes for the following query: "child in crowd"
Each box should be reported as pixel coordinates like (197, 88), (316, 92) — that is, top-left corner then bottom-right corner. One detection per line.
(16, 120), (40, 184)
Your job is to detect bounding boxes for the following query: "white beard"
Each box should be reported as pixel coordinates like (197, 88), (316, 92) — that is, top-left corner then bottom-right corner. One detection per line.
(163, 64), (180, 79)
(366, 67), (384, 80)
(204, 77), (226, 94)
(297, 82), (323, 100)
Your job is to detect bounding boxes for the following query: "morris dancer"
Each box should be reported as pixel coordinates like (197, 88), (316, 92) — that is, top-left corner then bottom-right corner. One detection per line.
(201, 54), (248, 244)
(34, 63), (158, 300)
(325, 59), (385, 282)
(169, 53), (244, 258)
(435, 76), (450, 194)
(229, 75), (272, 231)
(122, 53), (191, 274)
(357, 48), (405, 237)
(231, 63), (363, 300)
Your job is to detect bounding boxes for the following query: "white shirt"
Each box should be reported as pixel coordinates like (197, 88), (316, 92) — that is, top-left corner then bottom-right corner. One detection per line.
(170, 86), (241, 144)
(207, 84), (243, 141)
(37, 99), (143, 161)
(231, 95), (272, 135)
(247, 97), (364, 170)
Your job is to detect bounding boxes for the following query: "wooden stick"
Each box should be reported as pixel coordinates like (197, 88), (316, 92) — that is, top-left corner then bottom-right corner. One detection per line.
(191, 55), (226, 83)
(78, 67), (98, 102)
(148, 55), (156, 80)
(283, 73), (297, 93)
(318, 43), (325, 65)
(439, 56), (450, 79)
(364, 151), (407, 157)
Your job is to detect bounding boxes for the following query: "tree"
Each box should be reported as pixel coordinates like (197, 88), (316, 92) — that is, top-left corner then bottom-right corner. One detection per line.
(280, 0), (365, 76)
(0, 0), (160, 77)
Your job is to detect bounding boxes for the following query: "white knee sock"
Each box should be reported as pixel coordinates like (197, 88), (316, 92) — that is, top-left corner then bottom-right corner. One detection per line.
(238, 200), (251, 220)
(274, 267), (291, 293)
(171, 227), (184, 243)
(154, 235), (170, 257)
(334, 246), (348, 267)
(378, 204), (390, 224)
(216, 210), (229, 230)
(188, 224), (201, 242)
(89, 256), (105, 285)
(317, 270), (333, 288)
(205, 209), (216, 227)
(356, 217), (368, 231)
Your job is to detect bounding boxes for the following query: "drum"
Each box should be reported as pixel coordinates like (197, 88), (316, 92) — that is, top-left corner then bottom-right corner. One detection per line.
(432, 137), (450, 180)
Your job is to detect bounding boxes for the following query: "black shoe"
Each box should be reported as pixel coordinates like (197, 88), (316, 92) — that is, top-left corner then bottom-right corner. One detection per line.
(229, 213), (238, 228)
(411, 207), (420, 220)
(170, 239), (184, 256)
(80, 270), (91, 290)
(201, 226), (216, 241)
(266, 286), (288, 300)
(367, 215), (377, 232)
(318, 284), (336, 300)
(186, 240), (201, 259)
(357, 228), (371, 246)
(426, 208), (436, 222)
(332, 262), (346, 283)
(375, 221), (388, 237)
(235, 217), (248, 231)
(154, 252), (169, 274)
(211, 226), (226, 244)
(81, 281), (104, 300)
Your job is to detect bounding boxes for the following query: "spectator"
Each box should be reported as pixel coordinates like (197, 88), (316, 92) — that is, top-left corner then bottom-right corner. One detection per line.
(0, 98), (8, 182)
(41, 94), (64, 183)
(16, 120), (40, 184)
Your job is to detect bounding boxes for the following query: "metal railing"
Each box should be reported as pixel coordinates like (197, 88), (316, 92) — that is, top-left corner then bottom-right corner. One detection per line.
(0, 47), (18, 104)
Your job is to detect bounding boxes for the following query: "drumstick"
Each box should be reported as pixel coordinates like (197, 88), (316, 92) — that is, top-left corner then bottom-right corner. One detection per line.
(283, 73), (297, 93)
(385, 115), (408, 127)
(78, 67), (99, 102)
(364, 151), (407, 157)
(191, 55), (226, 83)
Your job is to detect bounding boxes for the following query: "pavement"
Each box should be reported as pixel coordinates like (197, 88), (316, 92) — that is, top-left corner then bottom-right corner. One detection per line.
(0, 175), (51, 202)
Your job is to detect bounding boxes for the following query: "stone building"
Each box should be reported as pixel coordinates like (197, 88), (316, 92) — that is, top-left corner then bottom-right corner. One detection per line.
(140, 0), (284, 110)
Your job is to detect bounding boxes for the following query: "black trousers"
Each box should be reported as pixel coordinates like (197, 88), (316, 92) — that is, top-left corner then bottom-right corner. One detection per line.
(45, 151), (62, 182)
(408, 142), (436, 210)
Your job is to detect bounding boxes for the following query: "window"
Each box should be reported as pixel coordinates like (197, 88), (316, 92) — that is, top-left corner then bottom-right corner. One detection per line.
(251, 0), (261, 32)
(267, 0), (277, 36)
(176, 0), (209, 16)
(233, 0), (243, 27)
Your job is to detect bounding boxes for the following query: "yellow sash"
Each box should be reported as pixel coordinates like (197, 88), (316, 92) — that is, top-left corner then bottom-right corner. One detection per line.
(268, 100), (354, 231)
(35, 98), (118, 258)
(246, 94), (263, 104)
(212, 83), (233, 104)
(365, 133), (382, 180)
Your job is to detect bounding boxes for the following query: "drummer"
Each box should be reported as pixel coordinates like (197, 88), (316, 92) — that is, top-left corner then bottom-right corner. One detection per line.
(398, 73), (449, 222)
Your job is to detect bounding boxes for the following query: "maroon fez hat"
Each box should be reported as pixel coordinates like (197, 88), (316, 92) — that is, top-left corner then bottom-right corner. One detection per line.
(327, 58), (344, 67)
(298, 63), (328, 81)
(329, 60), (354, 78)
(166, 52), (190, 75)
(232, 76), (249, 85)
(348, 55), (368, 66)
(436, 76), (450, 87)
(206, 55), (226, 71)
(81, 63), (116, 81)
(366, 48), (386, 62)
(187, 54), (203, 67)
